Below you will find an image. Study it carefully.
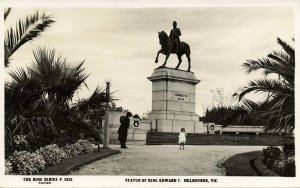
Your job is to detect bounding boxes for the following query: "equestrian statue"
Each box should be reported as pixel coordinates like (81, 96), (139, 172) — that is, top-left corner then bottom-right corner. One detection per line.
(155, 21), (191, 72)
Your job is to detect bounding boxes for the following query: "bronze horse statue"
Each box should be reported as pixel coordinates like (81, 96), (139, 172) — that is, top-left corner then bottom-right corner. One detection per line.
(155, 31), (191, 72)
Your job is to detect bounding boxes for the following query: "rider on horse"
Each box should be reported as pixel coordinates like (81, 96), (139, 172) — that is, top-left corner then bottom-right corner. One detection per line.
(169, 21), (181, 53)
(155, 21), (191, 72)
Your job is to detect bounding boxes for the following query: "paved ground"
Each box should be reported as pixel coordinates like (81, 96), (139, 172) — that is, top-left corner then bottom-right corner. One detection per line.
(69, 145), (265, 176)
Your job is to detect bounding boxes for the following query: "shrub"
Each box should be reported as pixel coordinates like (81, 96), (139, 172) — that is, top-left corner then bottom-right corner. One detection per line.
(76, 139), (94, 154)
(29, 136), (54, 151)
(13, 135), (28, 151)
(273, 155), (295, 177)
(5, 159), (13, 175)
(254, 158), (279, 176)
(262, 146), (295, 177)
(281, 144), (295, 157)
(262, 146), (281, 168)
(54, 135), (73, 147)
(9, 151), (45, 175)
(63, 144), (81, 158)
(63, 139), (94, 158)
(6, 139), (94, 175)
(37, 144), (67, 166)
(284, 156), (296, 177)
(86, 137), (96, 144)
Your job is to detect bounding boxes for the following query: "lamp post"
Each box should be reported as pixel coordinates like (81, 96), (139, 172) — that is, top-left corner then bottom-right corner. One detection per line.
(103, 80), (110, 149)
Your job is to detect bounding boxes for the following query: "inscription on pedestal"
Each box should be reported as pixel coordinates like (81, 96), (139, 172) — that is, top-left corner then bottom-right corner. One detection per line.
(173, 92), (189, 102)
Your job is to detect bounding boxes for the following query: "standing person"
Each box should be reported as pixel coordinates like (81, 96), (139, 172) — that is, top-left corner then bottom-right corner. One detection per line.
(118, 112), (132, 148)
(169, 21), (181, 53)
(178, 128), (187, 150)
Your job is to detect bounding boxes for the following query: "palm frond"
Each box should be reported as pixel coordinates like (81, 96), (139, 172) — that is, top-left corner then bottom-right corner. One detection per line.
(58, 60), (89, 102)
(238, 79), (292, 101)
(221, 99), (260, 127)
(242, 58), (274, 74)
(243, 57), (293, 84)
(76, 85), (107, 111)
(8, 67), (29, 85)
(237, 99), (262, 111)
(4, 8), (11, 21)
(232, 38), (295, 134)
(277, 37), (294, 61)
(9, 115), (57, 140)
(4, 11), (54, 66)
(29, 47), (88, 104)
(30, 48), (66, 86)
(266, 51), (294, 84)
(262, 112), (294, 134)
(268, 50), (294, 67)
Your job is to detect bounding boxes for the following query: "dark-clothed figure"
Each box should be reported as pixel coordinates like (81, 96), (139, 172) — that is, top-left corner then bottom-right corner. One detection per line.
(118, 112), (132, 148)
(169, 21), (181, 53)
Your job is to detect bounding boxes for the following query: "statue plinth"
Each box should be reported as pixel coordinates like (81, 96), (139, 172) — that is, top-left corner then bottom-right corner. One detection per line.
(147, 67), (204, 133)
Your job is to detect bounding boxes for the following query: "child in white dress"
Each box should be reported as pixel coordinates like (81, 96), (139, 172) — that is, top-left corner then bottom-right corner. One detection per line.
(178, 128), (187, 150)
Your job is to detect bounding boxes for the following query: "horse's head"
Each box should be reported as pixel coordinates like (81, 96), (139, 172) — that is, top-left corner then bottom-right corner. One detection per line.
(158, 31), (168, 45)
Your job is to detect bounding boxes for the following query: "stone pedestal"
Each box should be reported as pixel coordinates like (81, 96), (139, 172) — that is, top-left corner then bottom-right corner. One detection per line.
(148, 67), (204, 133)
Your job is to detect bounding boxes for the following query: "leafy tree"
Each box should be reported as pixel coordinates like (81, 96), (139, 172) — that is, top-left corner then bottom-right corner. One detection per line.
(201, 88), (242, 125)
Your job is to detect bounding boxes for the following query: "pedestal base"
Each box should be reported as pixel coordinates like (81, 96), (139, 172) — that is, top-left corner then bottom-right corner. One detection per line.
(148, 67), (203, 133)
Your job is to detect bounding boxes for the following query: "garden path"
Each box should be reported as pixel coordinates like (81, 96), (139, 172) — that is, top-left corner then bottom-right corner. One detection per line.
(70, 145), (264, 176)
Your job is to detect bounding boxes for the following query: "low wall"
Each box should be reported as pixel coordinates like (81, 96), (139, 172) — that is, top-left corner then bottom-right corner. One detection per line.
(109, 120), (151, 145)
(204, 123), (286, 135)
(146, 132), (294, 146)
(110, 128), (148, 145)
(103, 112), (293, 146)
(99, 111), (151, 145)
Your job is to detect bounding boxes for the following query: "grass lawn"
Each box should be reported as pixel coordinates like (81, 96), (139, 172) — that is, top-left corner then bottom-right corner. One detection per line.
(37, 148), (120, 175)
(222, 151), (262, 176)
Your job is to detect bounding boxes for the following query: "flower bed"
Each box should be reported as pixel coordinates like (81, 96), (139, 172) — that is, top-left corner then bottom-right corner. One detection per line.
(8, 151), (46, 175)
(5, 139), (95, 175)
(254, 157), (279, 176)
(261, 145), (295, 177)
(37, 144), (67, 167)
(63, 139), (94, 158)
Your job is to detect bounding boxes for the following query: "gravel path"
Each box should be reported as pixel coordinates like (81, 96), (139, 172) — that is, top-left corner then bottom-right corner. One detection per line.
(70, 145), (265, 176)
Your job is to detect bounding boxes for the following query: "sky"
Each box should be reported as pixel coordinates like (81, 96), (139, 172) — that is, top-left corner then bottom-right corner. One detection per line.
(4, 7), (294, 116)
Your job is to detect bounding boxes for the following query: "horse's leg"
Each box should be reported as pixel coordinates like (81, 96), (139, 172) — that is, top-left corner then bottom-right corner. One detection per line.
(162, 51), (171, 67)
(175, 54), (182, 69)
(155, 49), (162, 63)
(186, 53), (191, 72)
